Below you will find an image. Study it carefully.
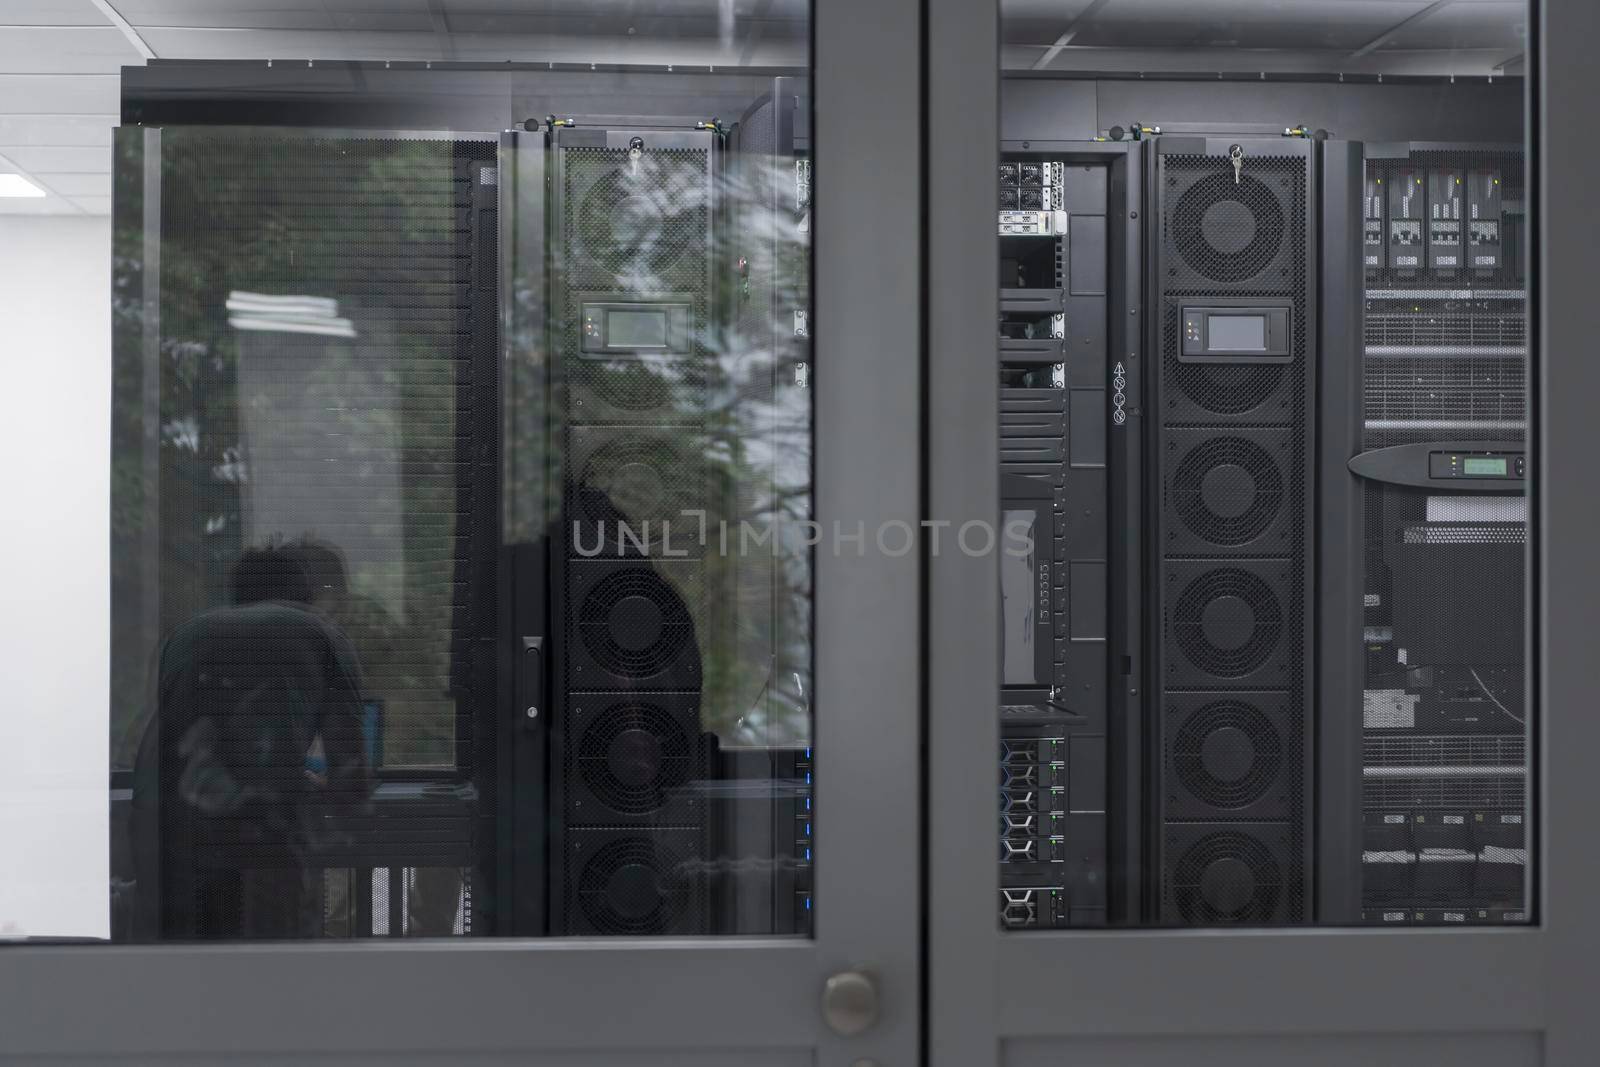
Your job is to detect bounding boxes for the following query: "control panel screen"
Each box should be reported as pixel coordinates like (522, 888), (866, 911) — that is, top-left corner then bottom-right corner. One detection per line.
(607, 308), (670, 348)
(1207, 314), (1267, 351)
(1463, 456), (1509, 476)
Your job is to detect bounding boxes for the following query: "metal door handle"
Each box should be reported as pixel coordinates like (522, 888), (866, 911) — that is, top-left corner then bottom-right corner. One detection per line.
(821, 970), (880, 1037)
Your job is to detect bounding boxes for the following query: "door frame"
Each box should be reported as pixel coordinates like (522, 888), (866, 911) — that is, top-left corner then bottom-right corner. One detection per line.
(926, 0), (1600, 1063)
(0, 0), (925, 1061)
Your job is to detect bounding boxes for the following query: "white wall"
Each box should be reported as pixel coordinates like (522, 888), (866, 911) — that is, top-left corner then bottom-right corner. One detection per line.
(0, 214), (111, 939)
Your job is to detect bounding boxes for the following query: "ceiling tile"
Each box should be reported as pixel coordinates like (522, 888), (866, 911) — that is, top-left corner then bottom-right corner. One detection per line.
(0, 145), (110, 172)
(31, 172), (111, 196)
(139, 26), (445, 61)
(67, 194), (111, 215)
(0, 0), (110, 26)
(0, 26), (144, 74)
(0, 196), (82, 215)
(1380, 1), (1526, 52)
(116, 1), (432, 32)
(0, 116), (115, 147)
(1065, 0), (1435, 52)
(0, 74), (120, 115)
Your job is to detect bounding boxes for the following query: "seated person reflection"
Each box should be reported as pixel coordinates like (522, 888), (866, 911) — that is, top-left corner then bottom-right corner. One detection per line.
(134, 542), (371, 939)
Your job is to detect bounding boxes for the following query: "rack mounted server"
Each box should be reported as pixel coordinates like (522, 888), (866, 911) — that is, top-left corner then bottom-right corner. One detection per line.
(992, 137), (1530, 930)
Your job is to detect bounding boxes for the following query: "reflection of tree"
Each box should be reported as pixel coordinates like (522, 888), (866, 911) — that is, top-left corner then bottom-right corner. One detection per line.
(113, 131), (817, 771)
(113, 132), (487, 769)
(501, 145), (814, 748)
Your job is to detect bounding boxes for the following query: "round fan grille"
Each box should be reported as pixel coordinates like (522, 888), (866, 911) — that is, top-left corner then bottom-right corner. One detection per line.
(1171, 831), (1283, 924)
(577, 701), (695, 815)
(576, 837), (689, 935)
(1172, 700), (1283, 809)
(1173, 568), (1283, 678)
(577, 569), (694, 679)
(574, 437), (704, 550)
(1171, 171), (1286, 283)
(1171, 437), (1284, 546)
(576, 155), (704, 278)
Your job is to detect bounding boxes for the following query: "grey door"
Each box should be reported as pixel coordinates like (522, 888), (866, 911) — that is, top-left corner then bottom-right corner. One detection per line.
(926, 0), (1599, 1064)
(0, 1), (926, 1063)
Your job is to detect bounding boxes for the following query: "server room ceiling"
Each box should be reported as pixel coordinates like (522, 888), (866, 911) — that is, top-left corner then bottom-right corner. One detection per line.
(0, 0), (1524, 215)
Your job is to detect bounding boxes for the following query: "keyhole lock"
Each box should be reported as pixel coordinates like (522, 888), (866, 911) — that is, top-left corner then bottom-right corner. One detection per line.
(628, 135), (644, 175)
(1229, 143), (1245, 185)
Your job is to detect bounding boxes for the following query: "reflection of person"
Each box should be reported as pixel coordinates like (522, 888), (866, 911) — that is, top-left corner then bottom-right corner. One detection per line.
(132, 542), (370, 940)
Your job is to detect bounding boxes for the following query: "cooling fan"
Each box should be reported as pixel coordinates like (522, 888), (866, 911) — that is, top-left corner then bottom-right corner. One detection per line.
(1171, 566), (1287, 682)
(569, 429), (714, 557)
(1169, 697), (1291, 816)
(571, 833), (697, 936)
(569, 562), (702, 689)
(1170, 433), (1288, 550)
(572, 698), (700, 818)
(1167, 828), (1291, 925)
(570, 150), (707, 286)
(1166, 161), (1294, 289)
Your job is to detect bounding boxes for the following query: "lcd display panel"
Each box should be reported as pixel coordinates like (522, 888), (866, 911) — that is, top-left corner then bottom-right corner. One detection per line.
(1207, 314), (1267, 351)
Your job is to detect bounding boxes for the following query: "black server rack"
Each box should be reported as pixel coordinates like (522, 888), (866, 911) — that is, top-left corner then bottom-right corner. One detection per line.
(995, 143), (1139, 928)
(535, 101), (814, 937)
(1146, 137), (1317, 925)
(545, 123), (722, 936)
(1353, 144), (1530, 926)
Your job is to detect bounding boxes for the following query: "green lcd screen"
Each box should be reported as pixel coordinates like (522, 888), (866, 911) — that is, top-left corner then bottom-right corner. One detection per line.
(1464, 456), (1508, 476)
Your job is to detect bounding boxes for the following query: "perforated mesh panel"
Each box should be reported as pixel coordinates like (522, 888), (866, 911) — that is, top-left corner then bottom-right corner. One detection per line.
(566, 694), (702, 819)
(558, 144), (712, 425)
(1165, 826), (1294, 924)
(567, 830), (706, 935)
(1167, 696), (1292, 818)
(1359, 148), (1530, 925)
(140, 132), (496, 940)
(567, 427), (716, 557)
(1161, 154), (1303, 293)
(1164, 429), (1293, 554)
(569, 563), (703, 687)
(1154, 145), (1312, 925)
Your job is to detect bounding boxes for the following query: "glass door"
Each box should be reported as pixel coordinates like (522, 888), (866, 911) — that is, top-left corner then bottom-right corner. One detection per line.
(928, 0), (1597, 1062)
(1, 2), (924, 1062)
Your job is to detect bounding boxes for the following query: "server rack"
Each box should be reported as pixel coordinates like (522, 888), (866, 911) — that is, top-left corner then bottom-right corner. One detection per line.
(995, 141), (1140, 928)
(1352, 143), (1531, 926)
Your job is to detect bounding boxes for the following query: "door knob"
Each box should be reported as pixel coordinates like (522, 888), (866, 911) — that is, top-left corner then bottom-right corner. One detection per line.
(821, 970), (880, 1037)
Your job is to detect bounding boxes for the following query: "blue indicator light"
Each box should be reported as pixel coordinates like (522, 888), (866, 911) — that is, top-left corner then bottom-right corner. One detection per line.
(806, 822), (812, 836)
(805, 898), (812, 910)
(805, 748), (811, 759)
(805, 772), (812, 785)
(805, 848), (812, 861)
(805, 797), (812, 811)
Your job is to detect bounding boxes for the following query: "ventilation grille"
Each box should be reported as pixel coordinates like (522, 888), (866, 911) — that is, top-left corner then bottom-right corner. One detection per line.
(1167, 828), (1291, 924)
(1166, 431), (1290, 553)
(1173, 173), (1287, 284)
(571, 697), (699, 818)
(1160, 305), (1294, 423)
(1161, 153), (1304, 293)
(1171, 567), (1286, 681)
(571, 833), (699, 935)
(564, 147), (709, 290)
(573, 567), (700, 683)
(567, 429), (714, 557)
(1366, 310), (1526, 352)
(1170, 699), (1288, 814)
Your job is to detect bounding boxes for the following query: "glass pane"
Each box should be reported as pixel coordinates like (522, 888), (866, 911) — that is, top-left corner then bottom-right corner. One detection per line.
(60, 13), (811, 942)
(996, 0), (1531, 928)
